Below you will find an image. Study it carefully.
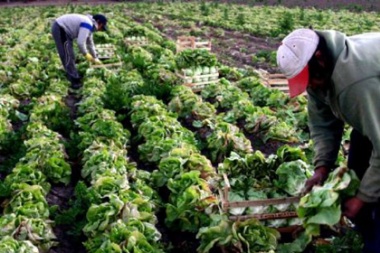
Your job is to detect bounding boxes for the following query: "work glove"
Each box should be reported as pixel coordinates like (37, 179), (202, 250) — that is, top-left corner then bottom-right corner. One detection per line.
(302, 166), (330, 194)
(94, 58), (102, 65)
(85, 53), (95, 63)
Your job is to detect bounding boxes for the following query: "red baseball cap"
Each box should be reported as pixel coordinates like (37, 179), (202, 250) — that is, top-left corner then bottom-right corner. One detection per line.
(287, 64), (309, 97)
(276, 29), (319, 97)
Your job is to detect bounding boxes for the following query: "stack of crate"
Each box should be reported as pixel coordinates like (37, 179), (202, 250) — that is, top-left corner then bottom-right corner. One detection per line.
(176, 36), (212, 53)
(176, 36), (217, 92)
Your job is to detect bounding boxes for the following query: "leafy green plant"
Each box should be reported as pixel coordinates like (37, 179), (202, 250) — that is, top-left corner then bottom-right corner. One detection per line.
(223, 7), (229, 20)
(315, 229), (363, 253)
(103, 69), (145, 112)
(297, 167), (360, 236)
(55, 181), (91, 238)
(277, 11), (294, 36)
(197, 216), (279, 253)
(236, 13), (246, 26)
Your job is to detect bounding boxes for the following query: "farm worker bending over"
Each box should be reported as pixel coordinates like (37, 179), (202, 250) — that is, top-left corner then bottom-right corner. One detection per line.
(51, 13), (107, 89)
(277, 28), (380, 253)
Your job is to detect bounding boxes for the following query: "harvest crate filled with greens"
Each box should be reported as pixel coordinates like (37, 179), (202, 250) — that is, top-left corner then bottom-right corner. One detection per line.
(124, 36), (149, 46)
(0, 0), (378, 252)
(123, 25), (155, 47)
(95, 43), (117, 60)
(175, 48), (219, 91)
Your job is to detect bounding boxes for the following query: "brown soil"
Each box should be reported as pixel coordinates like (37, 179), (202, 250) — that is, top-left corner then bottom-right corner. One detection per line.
(46, 91), (83, 253)
(133, 13), (281, 73)
(47, 183), (87, 253)
(64, 93), (79, 120)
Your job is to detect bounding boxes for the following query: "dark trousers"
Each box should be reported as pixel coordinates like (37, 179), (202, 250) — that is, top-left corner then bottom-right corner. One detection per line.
(51, 21), (81, 84)
(348, 129), (380, 253)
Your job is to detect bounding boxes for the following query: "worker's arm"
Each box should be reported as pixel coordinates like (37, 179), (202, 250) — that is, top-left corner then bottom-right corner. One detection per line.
(77, 24), (92, 55)
(302, 89), (344, 193)
(307, 89), (345, 170)
(341, 78), (380, 203)
(86, 33), (97, 58)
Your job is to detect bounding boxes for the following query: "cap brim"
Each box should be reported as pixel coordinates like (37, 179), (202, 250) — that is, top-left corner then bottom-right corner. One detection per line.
(288, 65), (309, 98)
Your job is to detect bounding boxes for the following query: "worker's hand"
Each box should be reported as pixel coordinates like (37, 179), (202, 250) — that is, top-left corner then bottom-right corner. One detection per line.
(85, 53), (95, 63)
(94, 58), (102, 65)
(343, 197), (365, 219)
(302, 166), (330, 194)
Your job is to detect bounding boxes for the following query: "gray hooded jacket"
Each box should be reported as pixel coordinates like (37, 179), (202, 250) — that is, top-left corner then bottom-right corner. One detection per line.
(56, 14), (97, 57)
(307, 30), (380, 203)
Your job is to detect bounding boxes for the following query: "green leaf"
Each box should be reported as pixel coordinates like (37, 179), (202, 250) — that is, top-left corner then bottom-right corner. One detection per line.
(307, 205), (341, 226)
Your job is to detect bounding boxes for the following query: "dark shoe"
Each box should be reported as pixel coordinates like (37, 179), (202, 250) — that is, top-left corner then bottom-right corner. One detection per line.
(69, 75), (82, 89)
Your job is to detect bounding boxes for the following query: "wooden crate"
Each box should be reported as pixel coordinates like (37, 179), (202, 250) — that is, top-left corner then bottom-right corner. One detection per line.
(220, 173), (300, 222)
(94, 43), (122, 70)
(262, 73), (289, 94)
(176, 36), (212, 53)
(124, 36), (149, 47)
(177, 68), (219, 92)
(96, 44), (117, 60)
(91, 62), (122, 70)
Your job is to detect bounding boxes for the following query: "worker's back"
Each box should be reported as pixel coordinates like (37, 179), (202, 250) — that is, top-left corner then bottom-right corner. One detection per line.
(56, 14), (93, 40)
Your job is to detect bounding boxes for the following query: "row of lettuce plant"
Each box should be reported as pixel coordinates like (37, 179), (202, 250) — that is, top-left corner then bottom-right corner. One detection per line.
(0, 15), (72, 189)
(60, 65), (166, 252)
(0, 6), (78, 251)
(0, 11), (50, 153)
(0, 5), (73, 170)
(128, 94), (219, 234)
(0, 73), (72, 252)
(0, 120), (70, 251)
(110, 19), (222, 236)
(0, 95), (20, 153)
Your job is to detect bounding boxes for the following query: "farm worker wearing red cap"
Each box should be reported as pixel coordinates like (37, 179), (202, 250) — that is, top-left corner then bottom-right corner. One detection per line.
(51, 14), (107, 89)
(277, 28), (380, 253)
